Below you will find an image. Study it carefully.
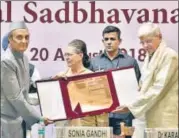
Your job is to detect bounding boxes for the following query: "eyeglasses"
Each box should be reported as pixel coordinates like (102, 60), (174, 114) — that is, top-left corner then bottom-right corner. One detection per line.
(140, 39), (153, 45)
(64, 52), (81, 57)
(64, 53), (75, 57)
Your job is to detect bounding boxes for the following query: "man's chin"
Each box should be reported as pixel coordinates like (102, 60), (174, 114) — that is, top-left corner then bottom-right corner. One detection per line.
(19, 49), (26, 53)
(19, 47), (28, 52)
(147, 50), (154, 55)
(106, 49), (113, 52)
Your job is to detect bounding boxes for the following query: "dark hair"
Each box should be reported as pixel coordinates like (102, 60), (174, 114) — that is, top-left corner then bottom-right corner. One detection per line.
(68, 39), (90, 68)
(102, 25), (121, 39)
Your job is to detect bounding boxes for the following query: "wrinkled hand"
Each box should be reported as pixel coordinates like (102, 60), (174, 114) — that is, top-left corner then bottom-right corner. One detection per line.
(112, 106), (130, 114)
(124, 126), (135, 136)
(52, 72), (67, 80)
(43, 118), (54, 126)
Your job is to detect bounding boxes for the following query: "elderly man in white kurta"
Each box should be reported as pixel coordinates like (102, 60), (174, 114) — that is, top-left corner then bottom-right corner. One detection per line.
(113, 22), (178, 128)
(1, 21), (52, 138)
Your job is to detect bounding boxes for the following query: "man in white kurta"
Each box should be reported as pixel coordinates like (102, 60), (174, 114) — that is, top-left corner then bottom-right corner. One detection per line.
(113, 22), (178, 128)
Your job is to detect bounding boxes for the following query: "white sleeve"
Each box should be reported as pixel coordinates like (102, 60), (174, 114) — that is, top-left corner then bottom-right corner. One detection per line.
(31, 67), (41, 88)
(31, 67), (41, 82)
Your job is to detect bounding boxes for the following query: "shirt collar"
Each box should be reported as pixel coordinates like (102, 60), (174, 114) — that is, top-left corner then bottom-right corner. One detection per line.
(100, 49), (125, 59)
(10, 47), (24, 59)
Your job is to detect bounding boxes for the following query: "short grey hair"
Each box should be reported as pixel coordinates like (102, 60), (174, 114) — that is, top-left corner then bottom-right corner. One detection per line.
(138, 22), (161, 38)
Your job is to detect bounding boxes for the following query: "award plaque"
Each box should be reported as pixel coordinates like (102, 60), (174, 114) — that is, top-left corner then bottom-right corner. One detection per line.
(36, 66), (139, 121)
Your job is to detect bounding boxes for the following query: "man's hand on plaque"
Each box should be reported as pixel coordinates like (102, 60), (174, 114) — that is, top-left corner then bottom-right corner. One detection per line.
(43, 117), (54, 126)
(52, 72), (67, 80)
(112, 106), (130, 114)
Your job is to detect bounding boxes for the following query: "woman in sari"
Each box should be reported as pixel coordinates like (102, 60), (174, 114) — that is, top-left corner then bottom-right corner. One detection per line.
(54, 39), (108, 127)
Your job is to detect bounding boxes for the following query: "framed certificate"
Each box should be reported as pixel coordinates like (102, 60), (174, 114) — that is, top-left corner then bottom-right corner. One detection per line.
(36, 66), (139, 121)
